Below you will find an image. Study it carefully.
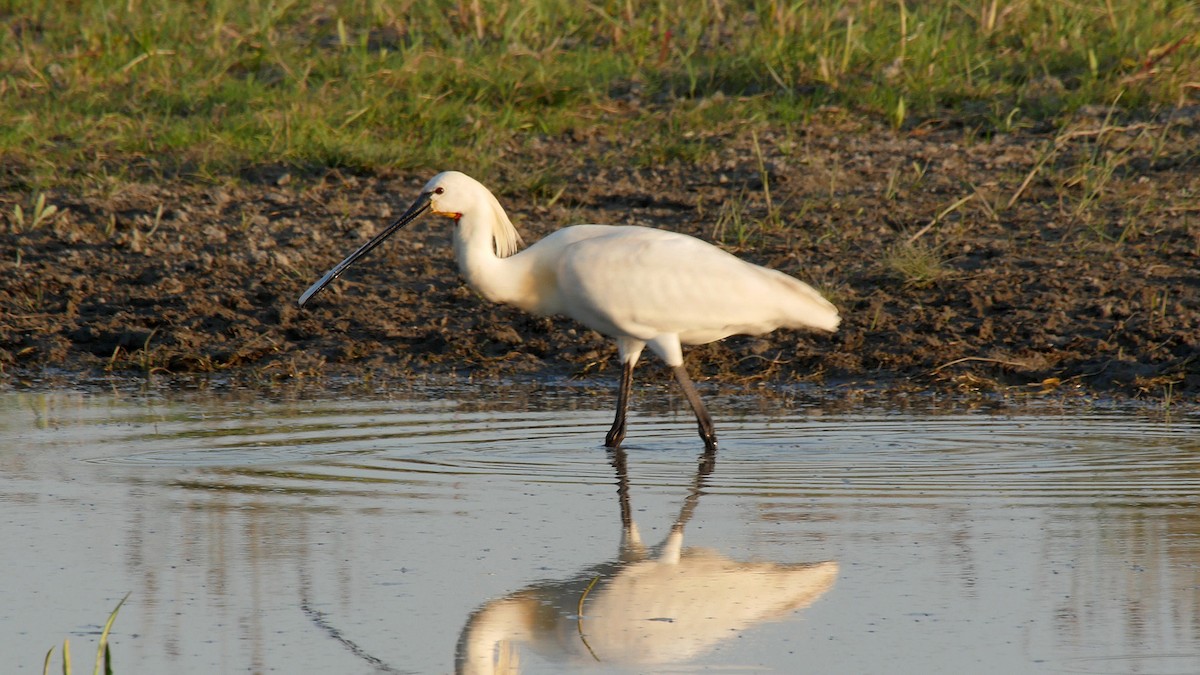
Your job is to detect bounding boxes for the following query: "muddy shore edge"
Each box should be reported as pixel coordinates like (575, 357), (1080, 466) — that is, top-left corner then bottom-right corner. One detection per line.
(2, 119), (1197, 405)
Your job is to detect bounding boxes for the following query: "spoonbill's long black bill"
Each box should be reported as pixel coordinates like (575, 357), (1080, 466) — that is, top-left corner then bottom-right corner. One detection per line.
(297, 191), (433, 307)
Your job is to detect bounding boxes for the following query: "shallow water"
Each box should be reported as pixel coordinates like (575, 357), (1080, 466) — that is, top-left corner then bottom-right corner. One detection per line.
(2, 386), (1199, 674)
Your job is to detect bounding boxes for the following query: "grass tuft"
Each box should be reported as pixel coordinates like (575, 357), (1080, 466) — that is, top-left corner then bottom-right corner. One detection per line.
(8, 193), (60, 232)
(42, 593), (128, 675)
(885, 240), (950, 288)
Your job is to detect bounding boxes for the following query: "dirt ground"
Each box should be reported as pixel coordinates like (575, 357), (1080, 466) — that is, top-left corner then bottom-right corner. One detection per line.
(2, 112), (1197, 405)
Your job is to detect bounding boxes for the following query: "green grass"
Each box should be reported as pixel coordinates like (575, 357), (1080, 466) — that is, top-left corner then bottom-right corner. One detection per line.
(43, 593), (128, 675)
(1, 0), (1196, 188)
(8, 191), (60, 231)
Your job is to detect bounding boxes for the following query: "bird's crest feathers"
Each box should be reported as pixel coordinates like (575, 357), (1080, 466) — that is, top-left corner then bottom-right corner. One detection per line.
(485, 189), (524, 258)
(428, 170), (524, 258)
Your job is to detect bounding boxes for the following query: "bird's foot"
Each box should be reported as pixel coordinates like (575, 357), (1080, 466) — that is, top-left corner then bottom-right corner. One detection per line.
(605, 426), (626, 449)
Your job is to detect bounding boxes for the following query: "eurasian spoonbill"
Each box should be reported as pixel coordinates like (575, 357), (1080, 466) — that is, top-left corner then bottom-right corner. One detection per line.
(298, 171), (839, 451)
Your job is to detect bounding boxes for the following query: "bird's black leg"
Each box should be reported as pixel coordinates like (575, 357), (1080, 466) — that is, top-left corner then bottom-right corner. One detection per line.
(605, 360), (634, 448)
(672, 364), (718, 453)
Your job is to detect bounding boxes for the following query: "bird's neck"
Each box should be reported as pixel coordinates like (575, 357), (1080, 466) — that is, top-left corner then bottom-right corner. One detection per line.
(453, 214), (526, 308)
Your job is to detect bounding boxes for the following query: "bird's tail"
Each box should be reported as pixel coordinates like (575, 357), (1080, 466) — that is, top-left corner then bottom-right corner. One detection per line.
(768, 269), (840, 333)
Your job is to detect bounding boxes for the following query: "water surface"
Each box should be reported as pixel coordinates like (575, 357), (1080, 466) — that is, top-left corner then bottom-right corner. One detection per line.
(2, 386), (1198, 674)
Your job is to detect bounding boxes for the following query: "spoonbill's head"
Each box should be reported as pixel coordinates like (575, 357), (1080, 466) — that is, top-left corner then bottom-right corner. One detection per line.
(422, 170), (488, 221)
(297, 171), (519, 308)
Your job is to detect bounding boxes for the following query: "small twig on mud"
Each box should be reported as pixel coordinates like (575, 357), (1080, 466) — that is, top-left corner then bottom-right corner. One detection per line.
(906, 193), (975, 244)
(969, 183), (999, 221)
(1133, 35), (1193, 76)
(904, 220), (937, 245)
(1054, 123), (1157, 144)
(929, 356), (1034, 374)
(735, 353), (794, 367)
(1006, 115), (1158, 210)
(734, 352), (794, 382)
(1007, 140), (1058, 209)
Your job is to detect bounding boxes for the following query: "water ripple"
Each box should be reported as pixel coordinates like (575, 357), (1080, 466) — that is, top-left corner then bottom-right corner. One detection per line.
(62, 400), (1199, 508)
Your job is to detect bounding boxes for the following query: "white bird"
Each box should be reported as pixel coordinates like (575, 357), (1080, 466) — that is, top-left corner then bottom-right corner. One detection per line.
(299, 171), (839, 451)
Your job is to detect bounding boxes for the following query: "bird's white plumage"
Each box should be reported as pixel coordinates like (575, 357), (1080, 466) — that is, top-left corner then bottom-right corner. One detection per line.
(303, 170), (840, 449)
(555, 226), (838, 344)
(425, 171), (839, 369)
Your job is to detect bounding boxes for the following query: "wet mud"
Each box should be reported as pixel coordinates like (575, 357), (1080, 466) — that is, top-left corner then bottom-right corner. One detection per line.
(2, 113), (1197, 403)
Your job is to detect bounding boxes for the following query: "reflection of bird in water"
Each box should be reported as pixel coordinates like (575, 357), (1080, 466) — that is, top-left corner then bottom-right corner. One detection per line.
(298, 171), (839, 452)
(455, 451), (839, 674)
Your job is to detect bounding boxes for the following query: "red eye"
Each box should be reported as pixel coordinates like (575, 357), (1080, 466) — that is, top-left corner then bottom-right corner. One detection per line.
(434, 187), (445, 194)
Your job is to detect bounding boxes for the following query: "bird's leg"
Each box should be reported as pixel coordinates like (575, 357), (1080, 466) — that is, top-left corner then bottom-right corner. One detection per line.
(672, 364), (718, 453)
(605, 360), (634, 449)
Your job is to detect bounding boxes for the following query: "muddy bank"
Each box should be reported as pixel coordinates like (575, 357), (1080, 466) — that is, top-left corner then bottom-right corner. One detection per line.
(2, 115), (1197, 403)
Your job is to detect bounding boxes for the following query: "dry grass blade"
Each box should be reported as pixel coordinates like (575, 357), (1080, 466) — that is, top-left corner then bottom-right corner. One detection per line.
(906, 193), (975, 244)
(930, 356), (1039, 374)
(1007, 140), (1059, 210)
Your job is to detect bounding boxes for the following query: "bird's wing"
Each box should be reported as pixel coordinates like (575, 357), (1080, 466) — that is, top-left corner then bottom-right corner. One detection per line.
(556, 228), (836, 344)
